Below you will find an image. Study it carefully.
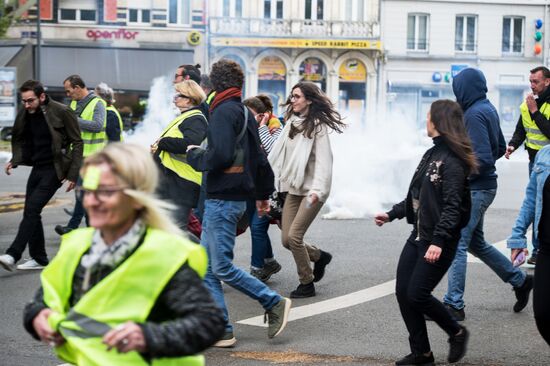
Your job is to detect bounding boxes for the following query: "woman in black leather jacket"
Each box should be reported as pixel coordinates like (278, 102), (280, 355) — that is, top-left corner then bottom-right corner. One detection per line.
(375, 100), (477, 366)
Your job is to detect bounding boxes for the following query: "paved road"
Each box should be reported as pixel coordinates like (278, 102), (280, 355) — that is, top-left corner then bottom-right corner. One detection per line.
(1, 160), (548, 366)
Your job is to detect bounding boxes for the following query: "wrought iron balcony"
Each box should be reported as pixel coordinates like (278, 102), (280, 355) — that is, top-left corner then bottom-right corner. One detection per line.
(209, 17), (379, 39)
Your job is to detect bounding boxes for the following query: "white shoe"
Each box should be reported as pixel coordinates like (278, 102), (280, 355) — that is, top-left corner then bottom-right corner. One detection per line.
(16, 259), (45, 270)
(0, 254), (16, 272)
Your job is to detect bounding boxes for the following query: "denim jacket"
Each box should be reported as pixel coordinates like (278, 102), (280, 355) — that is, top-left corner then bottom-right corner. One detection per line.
(507, 145), (550, 249)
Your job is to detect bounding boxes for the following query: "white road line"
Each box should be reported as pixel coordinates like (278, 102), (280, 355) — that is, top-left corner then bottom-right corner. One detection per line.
(237, 280), (396, 327)
(238, 234), (534, 328)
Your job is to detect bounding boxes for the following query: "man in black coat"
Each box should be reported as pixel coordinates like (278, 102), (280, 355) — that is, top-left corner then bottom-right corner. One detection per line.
(0, 80), (82, 271)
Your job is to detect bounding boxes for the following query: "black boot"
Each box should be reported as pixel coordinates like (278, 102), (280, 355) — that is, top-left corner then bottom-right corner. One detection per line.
(395, 352), (434, 366)
(513, 274), (533, 312)
(313, 251), (332, 282)
(290, 282), (315, 298)
(448, 326), (469, 363)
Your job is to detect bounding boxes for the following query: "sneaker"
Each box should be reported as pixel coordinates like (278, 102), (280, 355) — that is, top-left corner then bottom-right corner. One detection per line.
(513, 274), (533, 313)
(265, 297), (291, 338)
(313, 251), (332, 282)
(16, 259), (45, 270)
(425, 304), (465, 322)
(447, 326), (469, 363)
(0, 254), (16, 272)
(250, 260), (282, 282)
(527, 254), (537, 265)
(395, 352), (435, 366)
(213, 331), (237, 348)
(263, 260), (282, 278)
(55, 225), (73, 236)
(290, 282), (315, 298)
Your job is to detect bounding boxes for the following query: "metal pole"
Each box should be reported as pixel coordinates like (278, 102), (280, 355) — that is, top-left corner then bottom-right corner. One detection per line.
(36, 0), (41, 80)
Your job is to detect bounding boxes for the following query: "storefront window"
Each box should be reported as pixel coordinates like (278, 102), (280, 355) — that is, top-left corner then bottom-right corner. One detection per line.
(499, 88), (524, 138)
(338, 59), (366, 114)
(299, 57), (326, 92)
(258, 56), (287, 115)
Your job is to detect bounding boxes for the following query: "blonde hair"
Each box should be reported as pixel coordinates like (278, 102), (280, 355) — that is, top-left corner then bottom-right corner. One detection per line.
(82, 143), (183, 236)
(175, 80), (206, 106)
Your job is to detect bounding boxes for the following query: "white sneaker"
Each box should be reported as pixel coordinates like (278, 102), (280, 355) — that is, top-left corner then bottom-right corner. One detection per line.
(0, 254), (16, 272)
(16, 259), (45, 270)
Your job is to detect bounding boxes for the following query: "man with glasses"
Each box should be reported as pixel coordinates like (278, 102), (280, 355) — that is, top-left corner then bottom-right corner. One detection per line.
(0, 80), (82, 271)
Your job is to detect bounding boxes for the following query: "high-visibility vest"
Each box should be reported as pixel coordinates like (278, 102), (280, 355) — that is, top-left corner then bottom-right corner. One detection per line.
(520, 101), (550, 150)
(70, 97), (107, 157)
(158, 109), (205, 185)
(41, 227), (207, 366)
(206, 91), (216, 106)
(106, 105), (124, 141)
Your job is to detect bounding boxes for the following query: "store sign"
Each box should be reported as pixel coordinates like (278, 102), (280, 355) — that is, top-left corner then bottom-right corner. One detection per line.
(258, 56), (286, 80)
(187, 31), (202, 46)
(339, 59), (366, 82)
(299, 58), (326, 82)
(212, 37), (382, 50)
(86, 29), (139, 41)
(0, 67), (17, 124)
(451, 64), (469, 77)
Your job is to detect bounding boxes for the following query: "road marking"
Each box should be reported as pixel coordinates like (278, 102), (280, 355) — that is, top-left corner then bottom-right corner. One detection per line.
(238, 235), (533, 328)
(237, 280), (396, 327)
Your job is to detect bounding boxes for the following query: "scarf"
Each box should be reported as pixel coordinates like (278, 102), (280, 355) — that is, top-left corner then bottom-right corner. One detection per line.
(268, 114), (315, 190)
(209, 87), (242, 112)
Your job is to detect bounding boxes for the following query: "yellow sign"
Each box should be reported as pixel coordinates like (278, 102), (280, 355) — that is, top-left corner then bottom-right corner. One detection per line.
(258, 56), (286, 80)
(212, 37), (382, 50)
(339, 59), (367, 82)
(187, 31), (202, 46)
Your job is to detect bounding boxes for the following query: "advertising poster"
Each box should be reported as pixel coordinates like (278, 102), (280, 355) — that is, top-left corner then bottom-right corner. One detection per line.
(0, 67), (17, 126)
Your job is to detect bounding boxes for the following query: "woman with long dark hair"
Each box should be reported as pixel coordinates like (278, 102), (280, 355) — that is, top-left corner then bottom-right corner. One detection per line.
(268, 82), (345, 298)
(375, 100), (476, 365)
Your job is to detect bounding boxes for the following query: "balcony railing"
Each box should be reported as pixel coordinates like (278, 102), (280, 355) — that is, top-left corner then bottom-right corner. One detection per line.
(210, 17), (379, 39)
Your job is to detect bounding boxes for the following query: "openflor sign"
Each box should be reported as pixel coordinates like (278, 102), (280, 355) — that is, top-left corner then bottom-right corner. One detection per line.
(86, 28), (139, 41)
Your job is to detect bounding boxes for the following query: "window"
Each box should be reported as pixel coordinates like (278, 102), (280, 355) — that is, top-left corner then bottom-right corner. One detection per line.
(502, 16), (524, 54)
(407, 14), (429, 51)
(264, 0), (283, 19)
(223, 0), (242, 18)
(169, 0), (191, 25)
(305, 0), (323, 20)
(128, 9), (151, 24)
(345, 0), (364, 21)
(455, 15), (477, 52)
(59, 8), (96, 22)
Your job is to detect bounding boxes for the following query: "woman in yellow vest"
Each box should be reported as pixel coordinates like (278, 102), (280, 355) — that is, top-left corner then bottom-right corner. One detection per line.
(151, 80), (208, 234)
(23, 143), (224, 366)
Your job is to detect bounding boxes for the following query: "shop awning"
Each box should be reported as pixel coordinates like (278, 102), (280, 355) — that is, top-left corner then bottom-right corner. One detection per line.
(40, 46), (194, 91)
(0, 46), (23, 66)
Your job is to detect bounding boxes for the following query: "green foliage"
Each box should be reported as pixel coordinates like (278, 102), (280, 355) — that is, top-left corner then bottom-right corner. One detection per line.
(0, 3), (16, 39)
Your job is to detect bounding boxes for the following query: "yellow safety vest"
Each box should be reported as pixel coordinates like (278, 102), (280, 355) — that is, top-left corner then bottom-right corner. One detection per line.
(158, 109), (205, 186)
(70, 97), (107, 157)
(106, 105), (124, 142)
(520, 101), (550, 150)
(41, 227), (207, 366)
(206, 91), (216, 106)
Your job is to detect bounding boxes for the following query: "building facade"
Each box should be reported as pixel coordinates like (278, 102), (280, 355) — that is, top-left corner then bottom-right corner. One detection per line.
(2, 0), (207, 111)
(208, 0), (381, 116)
(381, 0), (550, 135)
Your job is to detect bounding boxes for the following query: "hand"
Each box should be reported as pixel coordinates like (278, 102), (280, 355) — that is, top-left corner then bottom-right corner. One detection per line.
(256, 199), (270, 217)
(307, 193), (319, 207)
(150, 142), (158, 154)
(526, 93), (538, 113)
(103, 321), (147, 353)
(259, 113), (270, 127)
(505, 145), (515, 159)
(5, 161), (12, 175)
(186, 145), (200, 153)
(424, 245), (442, 263)
(63, 180), (76, 192)
(374, 212), (389, 226)
(32, 309), (65, 347)
(511, 248), (528, 263)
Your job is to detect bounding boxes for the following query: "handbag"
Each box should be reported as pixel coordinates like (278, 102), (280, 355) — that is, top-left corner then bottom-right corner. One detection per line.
(267, 191), (287, 221)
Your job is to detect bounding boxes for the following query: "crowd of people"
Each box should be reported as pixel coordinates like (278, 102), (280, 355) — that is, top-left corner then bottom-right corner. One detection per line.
(0, 60), (548, 365)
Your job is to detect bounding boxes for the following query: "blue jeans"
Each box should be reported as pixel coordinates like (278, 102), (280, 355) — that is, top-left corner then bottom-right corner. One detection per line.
(68, 176), (88, 229)
(528, 160), (539, 256)
(201, 199), (282, 332)
(444, 189), (526, 310)
(246, 200), (274, 269)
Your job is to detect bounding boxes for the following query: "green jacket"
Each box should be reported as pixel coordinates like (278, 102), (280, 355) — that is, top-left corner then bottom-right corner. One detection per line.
(11, 95), (83, 181)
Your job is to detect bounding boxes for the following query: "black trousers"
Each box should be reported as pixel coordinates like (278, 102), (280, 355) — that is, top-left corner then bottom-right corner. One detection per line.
(395, 234), (462, 354)
(534, 243), (550, 346)
(6, 164), (61, 265)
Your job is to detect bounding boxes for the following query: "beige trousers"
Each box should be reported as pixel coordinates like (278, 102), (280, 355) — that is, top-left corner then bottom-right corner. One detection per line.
(281, 193), (322, 284)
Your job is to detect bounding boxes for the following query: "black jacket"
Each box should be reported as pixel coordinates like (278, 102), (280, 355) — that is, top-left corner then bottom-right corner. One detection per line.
(11, 95), (83, 181)
(387, 137), (471, 248)
(23, 236), (225, 359)
(187, 96), (274, 201)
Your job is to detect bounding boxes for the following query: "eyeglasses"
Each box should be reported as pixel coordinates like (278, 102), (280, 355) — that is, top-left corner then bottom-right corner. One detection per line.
(174, 93), (190, 100)
(21, 97), (37, 105)
(75, 186), (126, 202)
